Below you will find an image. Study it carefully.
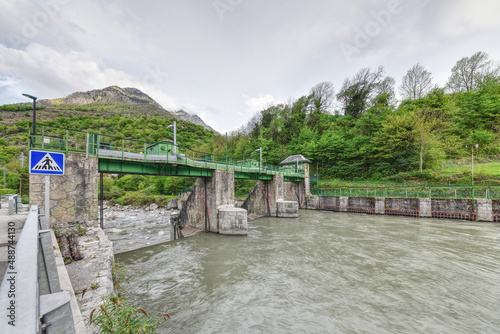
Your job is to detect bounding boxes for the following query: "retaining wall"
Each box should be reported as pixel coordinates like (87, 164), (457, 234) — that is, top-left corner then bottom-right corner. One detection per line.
(306, 195), (496, 222)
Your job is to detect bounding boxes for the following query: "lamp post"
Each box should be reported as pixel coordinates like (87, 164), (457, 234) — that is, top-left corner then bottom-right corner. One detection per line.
(22, 93), (37, 135)
(167, 121), (177, 153)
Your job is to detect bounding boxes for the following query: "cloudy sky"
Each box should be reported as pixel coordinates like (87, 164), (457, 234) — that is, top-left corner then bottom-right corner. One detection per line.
(1, 0), (500, 133)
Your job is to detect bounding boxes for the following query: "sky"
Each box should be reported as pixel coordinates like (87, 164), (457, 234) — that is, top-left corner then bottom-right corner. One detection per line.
(1, 0), (500, 133)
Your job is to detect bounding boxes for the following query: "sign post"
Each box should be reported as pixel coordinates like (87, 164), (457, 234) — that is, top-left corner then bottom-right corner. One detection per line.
(29, 151), (65, 227)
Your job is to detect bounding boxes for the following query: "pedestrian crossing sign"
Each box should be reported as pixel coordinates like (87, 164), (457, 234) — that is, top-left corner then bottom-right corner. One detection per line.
(29, 150), (65, 175)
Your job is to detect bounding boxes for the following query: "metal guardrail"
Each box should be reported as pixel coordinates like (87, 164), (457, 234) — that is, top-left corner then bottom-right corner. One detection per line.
(0, 205), (76, 333)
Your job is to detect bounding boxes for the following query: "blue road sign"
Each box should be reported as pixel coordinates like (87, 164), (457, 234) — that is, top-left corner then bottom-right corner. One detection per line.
(29, 151), (65, 175)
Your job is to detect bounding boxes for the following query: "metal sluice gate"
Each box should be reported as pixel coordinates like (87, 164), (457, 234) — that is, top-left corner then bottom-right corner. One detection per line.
(347, 206), (375, 215)
(431, 210), (477, 221)
(385, 208), (420, 217)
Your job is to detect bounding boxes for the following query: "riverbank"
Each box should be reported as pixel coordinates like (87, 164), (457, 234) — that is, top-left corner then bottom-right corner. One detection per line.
(102, 201), (181, 254)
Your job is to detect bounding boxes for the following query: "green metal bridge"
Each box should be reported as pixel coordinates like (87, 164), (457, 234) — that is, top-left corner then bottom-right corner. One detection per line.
(28, 124), (305, 182)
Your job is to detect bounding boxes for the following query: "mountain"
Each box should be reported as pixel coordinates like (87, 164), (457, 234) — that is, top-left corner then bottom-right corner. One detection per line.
(172, 110), (218, 133)
(38, 86), (216, 132)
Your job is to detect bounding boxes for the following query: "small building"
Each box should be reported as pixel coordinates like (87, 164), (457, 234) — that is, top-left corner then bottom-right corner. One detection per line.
(280, 154), (311, 173)
(145, 140), (175, 155)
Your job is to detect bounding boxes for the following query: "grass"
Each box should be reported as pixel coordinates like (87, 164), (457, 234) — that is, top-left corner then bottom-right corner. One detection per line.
(318, 161), (500, 189)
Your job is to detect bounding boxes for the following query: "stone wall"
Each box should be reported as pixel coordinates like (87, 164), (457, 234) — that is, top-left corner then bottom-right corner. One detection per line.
(29, 155), (98, 226)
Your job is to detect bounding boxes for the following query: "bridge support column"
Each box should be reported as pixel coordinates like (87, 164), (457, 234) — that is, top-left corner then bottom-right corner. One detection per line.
(29, 155), (98, 227)
(242, 175), (299, 218)
(180, 170), (248, 235)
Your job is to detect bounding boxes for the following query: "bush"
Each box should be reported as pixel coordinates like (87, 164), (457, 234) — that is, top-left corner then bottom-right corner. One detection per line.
(89, 261), (169, 333)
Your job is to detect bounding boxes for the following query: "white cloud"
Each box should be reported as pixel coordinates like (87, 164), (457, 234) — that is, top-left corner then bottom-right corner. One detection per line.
(426, 0), (500, 38)
(0, 42), (185, 112)
(242, 93), (280, 114)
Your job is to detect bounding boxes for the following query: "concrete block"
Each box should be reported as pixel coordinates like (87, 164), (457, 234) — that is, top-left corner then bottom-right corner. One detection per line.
(305, 196), (319, 210)
(375, 197), (385, 214)
(419, 198), (431, 217)
(277, 201), (299, 218)
(218, 207), (248, 235)
(339, 197), (348, 212)
(475, 199), (493, 222)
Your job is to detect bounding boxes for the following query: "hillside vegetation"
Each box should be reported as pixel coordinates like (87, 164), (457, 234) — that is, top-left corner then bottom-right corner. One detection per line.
(1, 51), (500, 203)
(202, 51), (500, 186)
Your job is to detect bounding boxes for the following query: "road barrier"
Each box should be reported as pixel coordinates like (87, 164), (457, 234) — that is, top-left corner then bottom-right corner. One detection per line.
(0, 206), (76, 333)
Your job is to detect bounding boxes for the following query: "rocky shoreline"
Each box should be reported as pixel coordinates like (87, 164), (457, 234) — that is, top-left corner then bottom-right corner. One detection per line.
(64, 198), (185, 333)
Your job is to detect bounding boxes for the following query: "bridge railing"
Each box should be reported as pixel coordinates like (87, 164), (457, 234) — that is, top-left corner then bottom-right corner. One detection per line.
(29, 124), (306, 178)
(310, 186), (500, 199)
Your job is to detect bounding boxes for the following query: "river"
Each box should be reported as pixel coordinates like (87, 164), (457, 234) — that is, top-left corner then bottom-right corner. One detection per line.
(116, 210), (500, 333)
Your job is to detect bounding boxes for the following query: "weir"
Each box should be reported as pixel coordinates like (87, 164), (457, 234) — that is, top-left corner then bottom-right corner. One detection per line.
(28, 126), (308, 235)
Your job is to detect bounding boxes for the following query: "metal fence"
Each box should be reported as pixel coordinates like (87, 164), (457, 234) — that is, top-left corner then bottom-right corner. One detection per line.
(28, 124), (306, 179)
(310, 186), (500, 199)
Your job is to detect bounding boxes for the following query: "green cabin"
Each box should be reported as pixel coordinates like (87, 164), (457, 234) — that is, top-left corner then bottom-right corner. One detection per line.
(145, 140), (175, 155)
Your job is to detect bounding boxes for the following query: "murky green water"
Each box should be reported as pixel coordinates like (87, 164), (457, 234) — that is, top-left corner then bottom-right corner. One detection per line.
(116, 210), (500, 333)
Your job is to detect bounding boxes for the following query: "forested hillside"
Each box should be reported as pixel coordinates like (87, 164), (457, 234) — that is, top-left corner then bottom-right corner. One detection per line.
(1, 51), (499, 199)
(203, 51), (500, 183)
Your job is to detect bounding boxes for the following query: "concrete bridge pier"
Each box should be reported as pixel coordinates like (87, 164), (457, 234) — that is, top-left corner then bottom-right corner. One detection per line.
(242, 175), (305, 218)
(179, 170), (248, 235)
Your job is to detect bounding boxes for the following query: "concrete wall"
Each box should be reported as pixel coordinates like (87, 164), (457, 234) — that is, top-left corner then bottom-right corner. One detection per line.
(179, 170), (235, 232)
(317, 196), (339, 210)
(29, 155), (98, 226)
(283, 181), (306, 208)
(348, 196), (374, 208)
(178, 177), (206, 230)
(305, 195), (496, 222)
(431, 198), (473, 213)
(385, 198), (419, 210)
(241, 175), (300, 217)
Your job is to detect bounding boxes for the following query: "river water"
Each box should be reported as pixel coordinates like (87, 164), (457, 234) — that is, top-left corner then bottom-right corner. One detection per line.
(116, 210), (500, 334)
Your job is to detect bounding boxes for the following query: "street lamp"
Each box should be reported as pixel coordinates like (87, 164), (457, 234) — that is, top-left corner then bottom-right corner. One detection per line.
(22, 93), (37, 135)
(167, 121), (177, 153)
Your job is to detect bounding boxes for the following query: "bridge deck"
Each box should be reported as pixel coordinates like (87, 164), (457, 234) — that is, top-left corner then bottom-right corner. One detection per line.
(29, 125), (305, 181)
